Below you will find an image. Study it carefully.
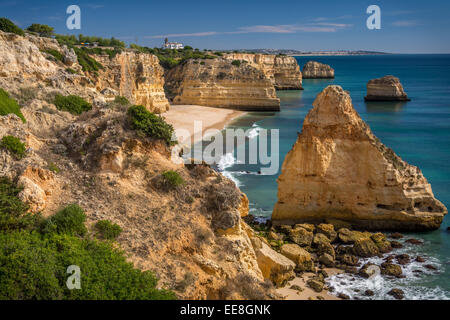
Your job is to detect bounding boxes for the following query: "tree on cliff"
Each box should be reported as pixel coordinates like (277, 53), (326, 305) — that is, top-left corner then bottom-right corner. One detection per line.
(0, 17), (24, 36)
(26, 24), (54, 37)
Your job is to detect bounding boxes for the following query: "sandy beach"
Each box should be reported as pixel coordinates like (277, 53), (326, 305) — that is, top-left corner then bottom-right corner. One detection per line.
(277, 269), (343, 300)
(162, 105), (246, 145)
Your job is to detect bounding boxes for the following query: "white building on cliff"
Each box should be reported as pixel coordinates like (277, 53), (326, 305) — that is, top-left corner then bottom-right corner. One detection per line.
(163, 38), (184, 50)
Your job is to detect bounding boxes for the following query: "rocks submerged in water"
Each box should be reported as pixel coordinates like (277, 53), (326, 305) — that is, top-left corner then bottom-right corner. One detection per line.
(364, 290), (375, 297)
(337, 293), (350, 300)
(405, 238), (424, 245)
(302, 61), (335, 79)
(415, 256), (426, 263)
(388, 288), (405, 300)
(365, 75), (411, 101)
(381, 263), (403, 277)
(395, 254), (411, 265)
(272, 85), (447, 231)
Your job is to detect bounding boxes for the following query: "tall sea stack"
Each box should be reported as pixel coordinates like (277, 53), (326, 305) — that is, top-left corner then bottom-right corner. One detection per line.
(272, 85), (447, 231)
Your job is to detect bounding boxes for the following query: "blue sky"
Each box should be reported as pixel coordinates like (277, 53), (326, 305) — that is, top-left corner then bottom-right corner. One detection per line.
(2, 0), (450, 53)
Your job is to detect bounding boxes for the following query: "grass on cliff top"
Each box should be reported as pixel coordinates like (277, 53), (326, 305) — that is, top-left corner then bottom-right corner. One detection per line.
(0, 88), (26, 123)
(127, 105), (176, 146)
(53, 94), (92, 115)
(0, 136), (26, 160)
(0, 178), (176, 300)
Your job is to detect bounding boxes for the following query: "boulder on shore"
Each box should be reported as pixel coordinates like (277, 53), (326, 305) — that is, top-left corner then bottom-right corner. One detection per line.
(302, 61), (335, 79)
(272, 85), (447, 231)
(364, 75), (410, 101)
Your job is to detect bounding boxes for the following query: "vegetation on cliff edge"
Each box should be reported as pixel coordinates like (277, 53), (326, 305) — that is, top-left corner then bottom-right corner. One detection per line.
(0, 178), (175, 300)
(129, 44), (219, 70)
(0, 136), (26, 160)
(53, 94), (92, 115)
(0, 17), (24, 36)
(0, 88), (26, 123)
(127, 105), (176, 146)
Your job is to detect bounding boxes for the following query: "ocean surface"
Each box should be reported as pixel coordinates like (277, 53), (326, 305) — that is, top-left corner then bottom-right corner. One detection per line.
(198, 54), (450, 299)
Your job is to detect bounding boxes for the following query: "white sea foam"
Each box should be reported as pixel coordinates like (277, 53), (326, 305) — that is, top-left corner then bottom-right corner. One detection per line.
(246, 123), (261, 139)
(326, 237), (450, 300)
(217, 152), (236, 171)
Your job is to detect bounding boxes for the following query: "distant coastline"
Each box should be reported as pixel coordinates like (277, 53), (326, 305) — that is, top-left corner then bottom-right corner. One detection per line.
(225, 49), (390, 56)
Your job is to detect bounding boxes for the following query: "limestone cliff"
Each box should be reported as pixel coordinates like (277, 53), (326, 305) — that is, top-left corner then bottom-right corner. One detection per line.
(365, 75), (410, 101)
(94, 52), (169, 113)
(302, 61), (335, 79)
(0, 30), (288, 299)
(0, 30), (169, 114)
(272, 85), (447, 231)
(225, 53), (303, 90)
(165, 59), (280, 111)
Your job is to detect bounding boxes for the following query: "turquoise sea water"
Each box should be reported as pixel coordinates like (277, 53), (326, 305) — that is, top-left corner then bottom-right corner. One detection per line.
(216, 55), (450, 299)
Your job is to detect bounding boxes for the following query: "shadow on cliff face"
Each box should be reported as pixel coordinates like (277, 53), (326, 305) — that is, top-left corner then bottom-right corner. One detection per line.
(365, 101), (407, 113)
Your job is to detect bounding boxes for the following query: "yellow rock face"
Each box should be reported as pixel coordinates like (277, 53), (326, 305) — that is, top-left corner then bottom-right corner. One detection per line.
(225, 53), (303, 90)
(95, 52), (170, 113)
(272, 85), (447, 231)
(165, 59), (280, 111)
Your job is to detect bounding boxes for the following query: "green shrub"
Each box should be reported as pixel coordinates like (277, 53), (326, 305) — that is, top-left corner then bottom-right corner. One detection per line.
(0, 17), (24, 36)
(73, 47), (104, 73)
(43, 49), (64, 62)
(114, 96), (129, 106)
(231, 60), (242, 67)
(0, 177), (40, 231)
(95, 220), (123, 240)
(47, 162), (60, 174)
(53, 94), (92, 115)
(0, 180), (175, 300)
(65, 68), (77, 74)
(26, 24), (54, 37)
(43, 204), (87, 236)
(0, 231), (176, 300)
(127, 105), (176, 146)
(0, 88), (26, 122)
(160, 171), (184, 190)
(0, 136), (26, 159)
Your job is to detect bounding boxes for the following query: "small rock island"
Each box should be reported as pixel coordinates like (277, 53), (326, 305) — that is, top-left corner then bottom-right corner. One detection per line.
(302, 61), (335, 79)
(365, 75), (411, 101)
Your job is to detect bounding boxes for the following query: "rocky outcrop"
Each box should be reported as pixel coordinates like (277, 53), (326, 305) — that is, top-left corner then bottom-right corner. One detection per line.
(302, 61), (335, 79)
(0, 30), (169, 114)
(165, 59), (280, 111)
(365, 76), (410, 101)
(0, 31), (58, 79)
(94, 52), (169, 113)
(272, 85), (447, 231)
(225, 53), (303, 90)
(249, 235), (295, 287)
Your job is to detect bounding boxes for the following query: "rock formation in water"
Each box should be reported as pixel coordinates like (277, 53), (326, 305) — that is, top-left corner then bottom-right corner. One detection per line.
(225, 53), (303, 90)
(302, 61), (335, 79)
(165, 59), (280, 111)
(0, 30), (169, 113)
(272, 85), (447, 231)
(364, 76), (410, 101)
